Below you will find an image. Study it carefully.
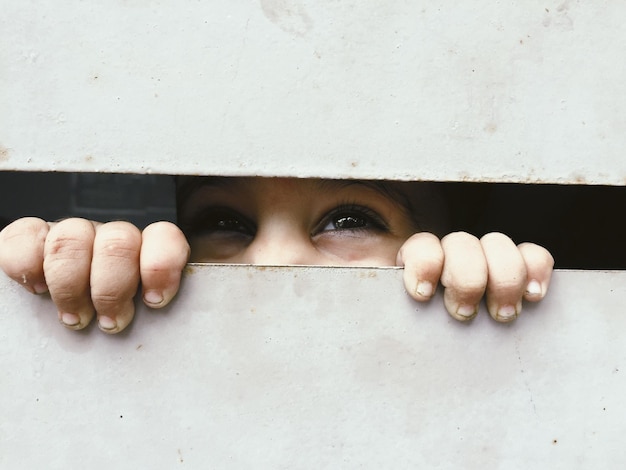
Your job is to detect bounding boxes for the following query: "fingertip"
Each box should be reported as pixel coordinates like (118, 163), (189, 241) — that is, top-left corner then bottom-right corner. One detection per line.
(96, 302), (135, 334)
(524, 278), (548, 302)
(58, 307), (95, 330)
(447, 303), (479, 322)
(142, 287), (180, 309)
(398, 232), (444, 302)
(487, 300), (522, 323)
(140, 222), (188, 309)
(98, 315), (119, 333)
(415, 280), (434, 299)
(443, 290), (478, 321)
(33, 282), (49, 295)
(519, 242), (555, 302)
(0, 217), (50, 294)
(143, 289), (165, 307)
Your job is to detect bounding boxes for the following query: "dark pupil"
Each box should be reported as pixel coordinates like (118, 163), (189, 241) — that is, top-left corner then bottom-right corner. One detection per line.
(335, 215), (366, 229)
(215, 217), (247, 233)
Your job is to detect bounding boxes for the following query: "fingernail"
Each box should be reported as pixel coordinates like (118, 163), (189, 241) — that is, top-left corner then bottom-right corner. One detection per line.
(495, 304), (518, 322)
(60, 312), (80, 327)
(415, 281), (434, 298)
(34, 282), (49, 294)
(456, 304), (478, 320)
(98, 316), (117, 331)
(143, 290), (164, 306)
(526, 280), (542, 297)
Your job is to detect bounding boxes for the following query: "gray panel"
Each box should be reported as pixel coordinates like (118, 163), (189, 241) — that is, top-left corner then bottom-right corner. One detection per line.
(1, 267), (625, 468)
(2, 1), (626, 184)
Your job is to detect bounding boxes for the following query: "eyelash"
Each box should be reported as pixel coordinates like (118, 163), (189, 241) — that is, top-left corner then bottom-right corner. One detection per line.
(313, 204), (389, 235)
(182, 204), (389, 238)
(182, 207), (256, 238)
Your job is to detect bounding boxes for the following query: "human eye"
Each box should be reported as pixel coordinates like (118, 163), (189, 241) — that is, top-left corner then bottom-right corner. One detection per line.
(182, 207), (256, 238)
(314, 204), (389, 235)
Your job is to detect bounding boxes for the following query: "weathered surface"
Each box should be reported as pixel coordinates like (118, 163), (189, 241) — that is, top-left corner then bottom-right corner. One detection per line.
(1, 266), (625, 468)
(2, 1), (626, 184)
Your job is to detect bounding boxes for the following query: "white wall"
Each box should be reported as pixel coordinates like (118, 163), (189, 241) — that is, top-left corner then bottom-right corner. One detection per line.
(1, 268), (626, 468)
(2, 1), (626, 184)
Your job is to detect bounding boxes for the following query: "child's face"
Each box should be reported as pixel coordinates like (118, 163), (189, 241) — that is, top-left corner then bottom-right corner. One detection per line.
(177, 177), (436, 266)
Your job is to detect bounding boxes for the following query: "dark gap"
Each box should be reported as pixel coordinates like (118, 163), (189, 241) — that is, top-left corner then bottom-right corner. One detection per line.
(0, 171), (623, 270)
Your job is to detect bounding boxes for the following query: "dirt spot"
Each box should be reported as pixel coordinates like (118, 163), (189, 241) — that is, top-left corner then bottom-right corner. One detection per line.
(357, 270), (377, 279)
(0, 145), (9, 162)
(483, 122), (498, 134)
(184, 265), (198, 276)
(260, 0), (313, 37)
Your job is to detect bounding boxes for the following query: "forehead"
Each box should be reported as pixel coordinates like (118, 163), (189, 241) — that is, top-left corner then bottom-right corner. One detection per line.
(175, 176), (411, 208)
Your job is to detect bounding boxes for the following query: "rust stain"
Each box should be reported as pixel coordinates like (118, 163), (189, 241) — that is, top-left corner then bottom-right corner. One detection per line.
(358, 270), (378, 279)
(483, 122), (498, 134)
(183, 265), (197, 276)
(0, 145), (9, 162)
(84, 155), (94, 163)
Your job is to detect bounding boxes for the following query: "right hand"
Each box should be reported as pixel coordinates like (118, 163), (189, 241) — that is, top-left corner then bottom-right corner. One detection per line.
(0, 217), (189, 334)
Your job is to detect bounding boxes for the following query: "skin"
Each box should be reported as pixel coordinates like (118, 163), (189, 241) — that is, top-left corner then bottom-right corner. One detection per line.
(0, 177), (554, 333)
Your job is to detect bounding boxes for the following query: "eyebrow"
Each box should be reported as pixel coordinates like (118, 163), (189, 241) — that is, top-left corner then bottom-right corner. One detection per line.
(175, 176), (238, 213)
(177, 177), (411, 209)
(316, 179), (414, 214)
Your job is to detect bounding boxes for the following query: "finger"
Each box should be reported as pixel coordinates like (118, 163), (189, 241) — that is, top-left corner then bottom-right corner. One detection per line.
(518, 242), (555, 302)
(440, 232), (488, 321)
(396, 232), (444, 301)
(140, 222), (190, 308)
(0, 217), (50, 294)
(90, 222), (142, 334)
(481, 232), (527, 323)
(43, 218), (97, 329)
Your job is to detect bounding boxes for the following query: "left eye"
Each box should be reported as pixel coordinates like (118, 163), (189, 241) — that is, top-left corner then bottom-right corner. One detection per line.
(316, 205), (388, 234)
(325, 214), (367, 230)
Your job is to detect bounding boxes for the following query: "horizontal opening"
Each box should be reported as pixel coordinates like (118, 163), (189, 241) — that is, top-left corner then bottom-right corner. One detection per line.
(0, 171), (624, 269)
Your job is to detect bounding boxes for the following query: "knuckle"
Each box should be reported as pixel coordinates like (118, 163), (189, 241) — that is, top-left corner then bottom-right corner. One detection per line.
(90, 289), (126, 308)
(45, 219), (94, 259)
(50, 287), (85, 304)
(441, 273), (487, 295)
(488, 278), (527, 294)
(95, 228), (141, 260)
(480, 232), (511, 244)
(45, 235), (92, 259)
(141, 258), (174, 275)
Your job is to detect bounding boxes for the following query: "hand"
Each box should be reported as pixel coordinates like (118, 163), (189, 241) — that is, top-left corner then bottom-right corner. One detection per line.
(0, 217), (189, 333)
(397, 231), (554, 322)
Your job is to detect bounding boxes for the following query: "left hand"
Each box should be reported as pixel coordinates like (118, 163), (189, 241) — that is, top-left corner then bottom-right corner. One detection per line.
(396, 231), (554, 322)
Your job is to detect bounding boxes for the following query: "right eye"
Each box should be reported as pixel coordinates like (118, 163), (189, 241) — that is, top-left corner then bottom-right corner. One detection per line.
(183, 207), (256, 237)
